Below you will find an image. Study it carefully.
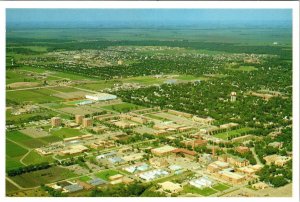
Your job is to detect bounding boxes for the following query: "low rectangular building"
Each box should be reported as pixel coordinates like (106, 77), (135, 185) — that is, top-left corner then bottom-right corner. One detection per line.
(85, 93), (117, 101)
(151, 145), (177, 156)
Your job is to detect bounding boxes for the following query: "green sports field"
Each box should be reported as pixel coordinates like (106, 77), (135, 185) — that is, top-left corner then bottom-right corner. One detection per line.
(214, 127), (254, 140)
(50, 128), (85, 139)
(101, 102), (144, 113)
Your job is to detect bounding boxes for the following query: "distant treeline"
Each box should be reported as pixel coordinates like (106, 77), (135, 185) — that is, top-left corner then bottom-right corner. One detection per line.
(7, 38), (292, 59)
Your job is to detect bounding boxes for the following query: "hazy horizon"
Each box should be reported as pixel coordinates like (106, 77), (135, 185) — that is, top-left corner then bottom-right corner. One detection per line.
(6, 9), (292, 29)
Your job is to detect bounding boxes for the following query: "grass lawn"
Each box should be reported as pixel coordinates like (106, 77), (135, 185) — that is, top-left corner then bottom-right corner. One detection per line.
(6, 88), (63, 104)
(183, 185), (217, 196)
(212, 183), (231, 191)
(94, 170), (120, 181)
(101, 102), (144, 113)
(6, 139), (28, 158)
(227, 66), (258, 72)
(6, 131), (45, 149)
(79, 176), (93, 182)
(50, 127), (85, 139)
(9, 166), (78, 188)
(22, 150), (54, 165)
(214, 127), (254, 140)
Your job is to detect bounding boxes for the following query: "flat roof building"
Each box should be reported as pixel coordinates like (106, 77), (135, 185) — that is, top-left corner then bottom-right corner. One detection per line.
(51, 117), (61, 127)
(83, 118), (93, 128)
(151, 145), (177, 156)
(158, 181), (183, 194)
(85, 93), (117, 101)
(75, 115), (84, 124)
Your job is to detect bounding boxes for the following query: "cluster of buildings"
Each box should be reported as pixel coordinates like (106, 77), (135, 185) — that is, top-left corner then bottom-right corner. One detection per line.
(207, 154), (263, 184)
(138, 169), (169, 181)
(58, 144), (89, 156)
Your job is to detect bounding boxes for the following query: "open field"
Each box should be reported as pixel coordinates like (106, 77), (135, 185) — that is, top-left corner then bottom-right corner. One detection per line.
(183, 185), (218, 196)
(6, 156), (25, 170)
(95, 170), (120, 181)
(212, 183), (231, 191)
(39, 135), (62, 143)
(50, 128), (85, 139)
(227, 66), (258, 72)
(6, 88), (63, 104)
(75, 80), (118, 91)
(7, 187), (50, 197)
(7, 131), (46, 149)
(79, 176), (93, 182)
(9, 166), (78, 188)
(214, 127), (254, 140)
(6, 139), (28, 158)
(22, 150), (54, 165)
(6, 180), (20, 194)
(101, 102), (145, 113)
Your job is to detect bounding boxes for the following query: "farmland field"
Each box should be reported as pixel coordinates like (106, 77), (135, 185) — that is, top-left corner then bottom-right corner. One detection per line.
(6, 88), (63, 104)
(22, 150), (54, 165)
(6, 139), (28, 158)
(10, 166), (78, 188)
(6, 131), (46, 149)
(6, 156), (25, 170)
(6, 180), (20, 194)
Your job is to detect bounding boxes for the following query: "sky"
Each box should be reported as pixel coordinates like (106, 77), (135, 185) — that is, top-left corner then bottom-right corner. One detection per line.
(6, 9), (292, 28)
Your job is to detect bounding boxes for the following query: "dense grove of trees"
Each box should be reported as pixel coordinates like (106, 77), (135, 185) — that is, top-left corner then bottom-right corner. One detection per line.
(90, 182), (149, 197)
(227, 149), (256, 165)
(7, 162), (51, 177)
(257, 161), (292, 187)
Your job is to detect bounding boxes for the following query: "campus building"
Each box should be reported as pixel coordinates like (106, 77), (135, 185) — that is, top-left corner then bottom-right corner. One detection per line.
(51, 117), (61, 127)
(82, 118), (93, 128)
(75, 114), (84, 124)
(151, 145), (177, 156)
(85, 93), (117, 101)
